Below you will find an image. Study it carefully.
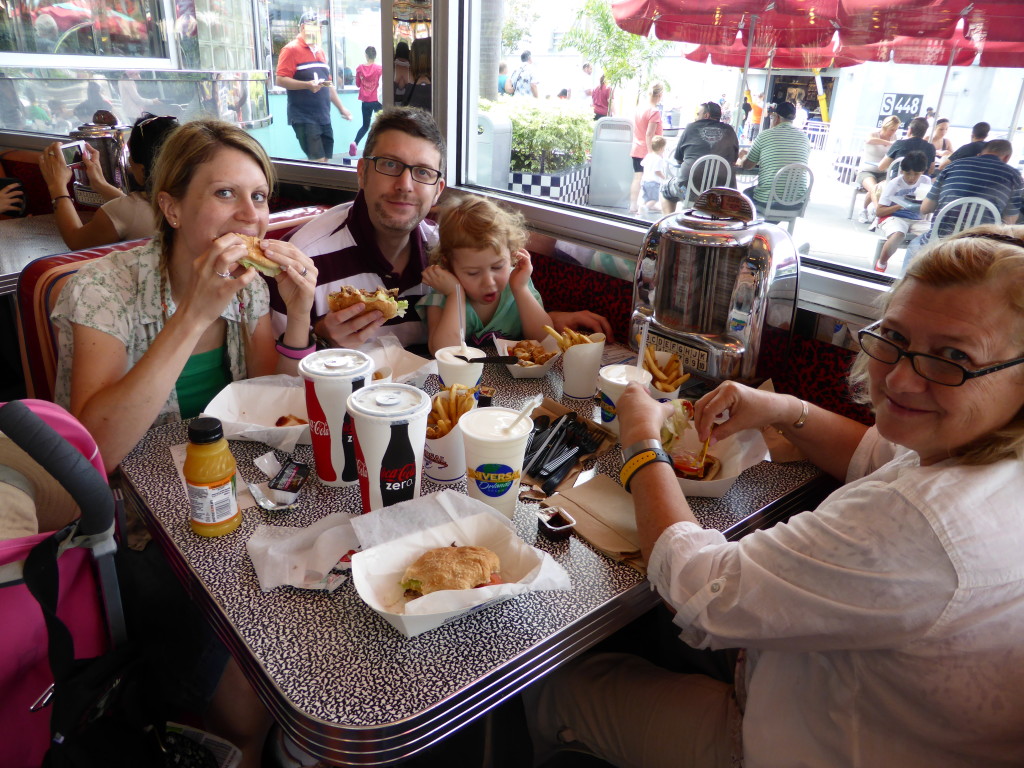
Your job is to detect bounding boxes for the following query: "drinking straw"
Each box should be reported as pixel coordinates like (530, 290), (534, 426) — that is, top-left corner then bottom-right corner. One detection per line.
(636, 317), (651, 374)
(456, 283), (468, 356)
(505, 394), (543, 433)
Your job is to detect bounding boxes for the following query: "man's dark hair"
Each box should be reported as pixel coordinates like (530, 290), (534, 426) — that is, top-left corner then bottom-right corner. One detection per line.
(982, 139), (1013, 159)
(907, 117), (929, 138)
(901, 150), (928, 173)
(701, 101), (722, 120)
(364, 106), (447, 169)
(973, 121), (991, 140)
(520, 51), (531, 62)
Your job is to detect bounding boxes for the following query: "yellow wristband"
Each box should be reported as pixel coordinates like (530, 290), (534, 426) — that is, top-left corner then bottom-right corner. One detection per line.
(620, 448), (673, 493)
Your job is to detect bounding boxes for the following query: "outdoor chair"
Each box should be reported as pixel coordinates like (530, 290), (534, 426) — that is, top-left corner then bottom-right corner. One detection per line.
(679, 154), (734, 209)
(928, 196), (1001, 240)
(761, 162), (814, 234)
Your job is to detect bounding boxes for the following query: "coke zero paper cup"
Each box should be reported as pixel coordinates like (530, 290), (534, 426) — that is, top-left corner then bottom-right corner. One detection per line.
(298, 349), (374, 487)
(347, 383), (431, 513)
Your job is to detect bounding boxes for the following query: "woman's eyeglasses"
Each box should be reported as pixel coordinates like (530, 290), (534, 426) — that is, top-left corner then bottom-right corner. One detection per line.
(365, 156), (443, 185)
(857, 320), (1024, 386)
(137, 114), (177, 137)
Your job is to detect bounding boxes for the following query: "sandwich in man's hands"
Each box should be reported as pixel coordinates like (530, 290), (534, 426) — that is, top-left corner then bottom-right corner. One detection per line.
(660, 399), (721, 481)
(235, 233), (281, 276)
(327, 285), (408, 320)
(400, 545), (501, 598)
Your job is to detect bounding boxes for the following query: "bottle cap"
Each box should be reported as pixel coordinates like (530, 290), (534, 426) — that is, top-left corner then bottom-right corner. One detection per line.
(188, 417), (224, 444)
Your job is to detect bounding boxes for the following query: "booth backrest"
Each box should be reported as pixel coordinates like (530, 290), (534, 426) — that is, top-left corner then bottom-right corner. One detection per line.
(16, 205), (328, 401)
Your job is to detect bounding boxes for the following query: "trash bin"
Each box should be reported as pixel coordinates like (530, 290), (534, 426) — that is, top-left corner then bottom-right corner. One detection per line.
(588, 117), (633, 208)
(475, 112), (512, 189)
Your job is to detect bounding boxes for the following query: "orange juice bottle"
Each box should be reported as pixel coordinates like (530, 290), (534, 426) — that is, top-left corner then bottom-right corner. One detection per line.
(184, 417), (241, 537)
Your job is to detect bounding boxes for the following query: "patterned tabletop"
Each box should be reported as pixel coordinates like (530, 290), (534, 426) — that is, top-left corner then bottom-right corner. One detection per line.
(119, 356), (822, 764)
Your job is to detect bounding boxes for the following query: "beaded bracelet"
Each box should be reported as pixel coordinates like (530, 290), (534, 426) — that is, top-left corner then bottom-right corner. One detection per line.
(275, 333), (315, 360)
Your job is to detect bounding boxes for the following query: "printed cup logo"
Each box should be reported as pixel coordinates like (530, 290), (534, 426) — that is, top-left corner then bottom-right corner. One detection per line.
(308, 420), (330, 437)
(381, 462), (417, 484)
(423, 448), (447, 470)
(304, 379), (336, 482)
(356, 458), (368, 479)
(599, 391), (616, 423)
(468, 463), (519, 498)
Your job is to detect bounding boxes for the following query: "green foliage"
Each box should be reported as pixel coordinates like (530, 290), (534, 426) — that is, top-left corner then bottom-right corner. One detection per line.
(559, 0), (671, 90)
(481, 99), (593, 174)
(502, 0), (539, 56)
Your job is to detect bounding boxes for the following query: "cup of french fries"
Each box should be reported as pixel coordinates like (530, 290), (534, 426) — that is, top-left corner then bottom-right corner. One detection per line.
(642, 347), (690, 401)
(544, 325), (606, 399)
(423, 384), (477, 483)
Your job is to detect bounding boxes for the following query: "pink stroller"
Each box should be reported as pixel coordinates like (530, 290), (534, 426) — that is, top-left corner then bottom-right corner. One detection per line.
(0, 399), (123, 767)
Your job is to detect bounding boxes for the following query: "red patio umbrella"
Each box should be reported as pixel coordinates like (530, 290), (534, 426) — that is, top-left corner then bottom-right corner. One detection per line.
(963, 2), (1024, 43)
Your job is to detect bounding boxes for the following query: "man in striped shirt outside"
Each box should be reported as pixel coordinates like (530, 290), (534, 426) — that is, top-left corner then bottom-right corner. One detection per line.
(737, 101), (810, 215)
(904, 139), (1021, 269)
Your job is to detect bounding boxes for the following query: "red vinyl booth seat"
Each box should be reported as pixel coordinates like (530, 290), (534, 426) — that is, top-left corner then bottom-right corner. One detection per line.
(16, 205), (327, 401)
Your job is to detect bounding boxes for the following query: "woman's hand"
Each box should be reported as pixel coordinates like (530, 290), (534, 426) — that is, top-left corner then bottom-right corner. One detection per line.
(509, 249), (533, 291)
(259, 239), (317, 317)
(176, 234), (257, 327)
(692, 380), (796, 442)
(0, 182), (23, 215)
(550, 310), (614, 341)
(39, 141), (72, 195)
(617, 382), (673, 447)
(81, 144), (106, 188)
(422, 264), (461, 296)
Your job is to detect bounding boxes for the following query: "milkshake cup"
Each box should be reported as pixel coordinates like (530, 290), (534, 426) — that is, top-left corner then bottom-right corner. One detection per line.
(598, 364), (653, 435)
(435, 346), (485, 389)
(561, 333), (606, 399)
(460, 407), (533, 519)
(347, 383), (431, 513)
(298, 349), (374, 486)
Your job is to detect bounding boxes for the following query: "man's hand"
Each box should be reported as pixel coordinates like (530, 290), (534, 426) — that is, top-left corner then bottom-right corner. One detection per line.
(314, 303), (386, 348)
(549, 310), (614, 341)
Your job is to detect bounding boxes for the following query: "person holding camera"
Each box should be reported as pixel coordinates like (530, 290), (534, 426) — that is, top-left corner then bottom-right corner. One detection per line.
(40, 114), (179, 250)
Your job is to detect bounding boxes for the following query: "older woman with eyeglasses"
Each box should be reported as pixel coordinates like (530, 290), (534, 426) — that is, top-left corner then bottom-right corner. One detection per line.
(531, 225), (1024, 767)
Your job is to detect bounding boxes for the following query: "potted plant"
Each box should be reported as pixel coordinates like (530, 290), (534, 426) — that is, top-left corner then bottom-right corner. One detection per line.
(480, 99), (593, 205)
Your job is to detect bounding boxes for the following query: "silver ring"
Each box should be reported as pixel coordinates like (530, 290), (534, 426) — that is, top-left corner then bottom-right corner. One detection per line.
(215, 269), (232, 279)
(299, 266), (308, 277)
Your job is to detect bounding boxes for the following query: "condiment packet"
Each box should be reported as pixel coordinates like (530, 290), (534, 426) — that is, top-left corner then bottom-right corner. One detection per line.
(249, 451), (308, 510)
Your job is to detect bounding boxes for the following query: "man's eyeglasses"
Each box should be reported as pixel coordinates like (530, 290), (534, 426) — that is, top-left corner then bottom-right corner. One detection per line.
(857, 320), (1024, 386)
(365, 156), (443, 185)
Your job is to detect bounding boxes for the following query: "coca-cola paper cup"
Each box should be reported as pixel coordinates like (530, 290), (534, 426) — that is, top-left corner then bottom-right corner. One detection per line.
(348, 383), (431, 513)
(459, 407), (533, 519)
(598, 363), (653, 435)
(561, 333), (606, 399)
(298, 349), (374, 487)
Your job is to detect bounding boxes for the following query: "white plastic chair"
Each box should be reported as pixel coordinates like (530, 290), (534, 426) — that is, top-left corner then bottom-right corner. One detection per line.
(928, 196), (1001, 241)
(681, 154), (733, 208)
(761, 162), (814, 234)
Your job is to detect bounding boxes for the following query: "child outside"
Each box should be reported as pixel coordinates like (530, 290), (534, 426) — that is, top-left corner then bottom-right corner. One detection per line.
(640, 135), (668, 212)
(420, 195), (552, 353)
(872, 150), (931, 273)
(350, 46), (383, 155)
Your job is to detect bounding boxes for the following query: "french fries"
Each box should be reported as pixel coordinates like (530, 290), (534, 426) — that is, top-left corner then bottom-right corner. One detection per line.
(638, 339), (691, 393)
(426, 384), (477, 440)
(543, 325), (593, 353)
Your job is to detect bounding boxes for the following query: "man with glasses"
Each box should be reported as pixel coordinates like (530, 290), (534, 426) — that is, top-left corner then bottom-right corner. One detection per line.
(269, 106), (614, 350)
(659, 100), (738, 214)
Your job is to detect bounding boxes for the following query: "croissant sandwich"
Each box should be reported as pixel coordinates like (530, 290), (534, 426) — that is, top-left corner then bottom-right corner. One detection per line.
(400, 545), (502, 598)
(327, 285), (408, 320)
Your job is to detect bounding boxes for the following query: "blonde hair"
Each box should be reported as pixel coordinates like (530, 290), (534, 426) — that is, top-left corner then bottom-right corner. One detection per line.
(429, 195), (528, 269)
(849, 224), (1024, 465)
(650, 135), (667, 153)
(881, 115), (900, 131)
(150, 119), (275, 272)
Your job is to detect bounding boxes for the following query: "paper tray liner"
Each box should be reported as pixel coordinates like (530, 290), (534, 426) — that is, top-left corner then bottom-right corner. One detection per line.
(543, 474), (646, 574)
(521, 398), (615, 497)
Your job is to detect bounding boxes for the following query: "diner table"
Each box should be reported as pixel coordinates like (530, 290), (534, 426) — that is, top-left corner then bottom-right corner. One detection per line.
(118, 352), (835, 766)
(0, 214), (70, 295)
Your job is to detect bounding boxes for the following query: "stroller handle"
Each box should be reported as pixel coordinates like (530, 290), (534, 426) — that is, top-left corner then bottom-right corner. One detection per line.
(0, 400), (113, 537)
